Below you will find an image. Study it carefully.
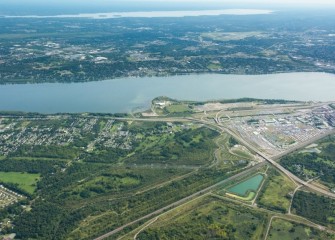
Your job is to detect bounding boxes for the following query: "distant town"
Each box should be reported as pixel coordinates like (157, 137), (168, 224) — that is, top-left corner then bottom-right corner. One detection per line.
(0, 10), (335, 84)
(1, 5), (335, 240)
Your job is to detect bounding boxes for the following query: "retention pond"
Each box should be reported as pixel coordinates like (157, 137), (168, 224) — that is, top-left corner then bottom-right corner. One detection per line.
(228, 174), (264, 196)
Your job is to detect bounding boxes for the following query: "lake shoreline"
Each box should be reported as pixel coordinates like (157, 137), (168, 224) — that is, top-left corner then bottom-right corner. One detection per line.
(0, 70), (332, 86)
(0, 72), (334, 113)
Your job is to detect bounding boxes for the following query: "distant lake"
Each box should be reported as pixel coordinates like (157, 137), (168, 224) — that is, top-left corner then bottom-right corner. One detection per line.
(0, 72), (335, 114)
(3, 9), (273, 19)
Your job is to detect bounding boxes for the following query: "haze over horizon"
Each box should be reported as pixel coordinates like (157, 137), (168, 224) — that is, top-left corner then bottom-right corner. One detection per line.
(1, 0), (335, 16)
(2, 0), (335, 4)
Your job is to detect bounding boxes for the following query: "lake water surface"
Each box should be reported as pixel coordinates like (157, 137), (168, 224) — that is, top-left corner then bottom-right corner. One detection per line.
(0, 72), (335, 113)
(228, 174), (264, 196)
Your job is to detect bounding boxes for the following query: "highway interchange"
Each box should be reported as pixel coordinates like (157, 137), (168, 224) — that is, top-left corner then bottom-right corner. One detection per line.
(93, 102), (335, 239)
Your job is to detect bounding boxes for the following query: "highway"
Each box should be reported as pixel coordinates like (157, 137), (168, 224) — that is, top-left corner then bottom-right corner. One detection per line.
(211, 117), (335, 199)
(93, 162), (265, 240)
(3, 102), (335, 239)
(119, 115), (335, 197)
(91, 110), (335, 239)
(272, 129), (335, 160)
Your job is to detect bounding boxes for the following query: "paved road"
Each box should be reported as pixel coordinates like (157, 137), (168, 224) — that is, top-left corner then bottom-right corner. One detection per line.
(13, 109), (331, 239)
(272, 130), (335, 160)
(212, 120), (335, 198)
(93, 162), (265, 240)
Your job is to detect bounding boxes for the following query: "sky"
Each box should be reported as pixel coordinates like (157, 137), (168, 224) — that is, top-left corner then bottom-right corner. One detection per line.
(1, 0), (334, 15)
(2, 0), (335, 5)
(132, 0), (333, 3)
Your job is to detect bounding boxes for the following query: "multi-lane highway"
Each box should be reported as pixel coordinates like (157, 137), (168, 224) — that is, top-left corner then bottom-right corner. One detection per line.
(94, 162), (265, 240)
(213, 118), (335, 199)
(94, 110), (335, 239)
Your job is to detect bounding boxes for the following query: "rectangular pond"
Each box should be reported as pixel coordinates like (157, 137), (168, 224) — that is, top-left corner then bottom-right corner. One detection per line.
(228, 174), (264, 196)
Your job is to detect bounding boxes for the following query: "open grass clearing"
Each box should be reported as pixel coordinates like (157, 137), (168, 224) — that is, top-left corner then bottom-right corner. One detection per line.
(226, 191), (255, 201)
(257, 168), (296, 213)
(122, 195), (269, 240)
(0, 171), (40, 194)
(61, 167), (191, 203)
(214, 133), (252, 169)
(9, 156), (70, 162)
(230, 145), (254, 159)
(207, 63), (222, 70)
(201, 31), (265, 41)
(126, 127), (218, 166)
(165, 104), (192, 113)
(268, 218), (334, 240)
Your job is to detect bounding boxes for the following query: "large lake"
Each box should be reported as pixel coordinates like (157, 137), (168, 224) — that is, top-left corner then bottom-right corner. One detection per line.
(1, 72), (335, 114)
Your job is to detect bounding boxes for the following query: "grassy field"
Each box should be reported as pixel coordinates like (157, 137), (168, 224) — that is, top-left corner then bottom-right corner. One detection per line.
(257, 168), (296, 213)
(214, 133), (252, 169)
(268, 218), (334, 240)
(5, 119), (241, 240)
(201, 31), (264, 41)
(0, 171), (40, 194)
(66, 168), (234, 239)
(152, 99), (194, 116)
(125, 126), (219, 166)
(123, 195), (269, 240)
(226, 191), (255, 201)
(207, 63), (222, 70)
(280, 134), (335, 188)
(60, 167), (192, 203)
(9, 157), (69, 162)
(230, 146), (254, 159)
(165, 104), (192, 114)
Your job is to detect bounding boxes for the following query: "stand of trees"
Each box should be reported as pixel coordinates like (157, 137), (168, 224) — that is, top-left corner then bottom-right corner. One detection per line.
(292, 191), (335, 226)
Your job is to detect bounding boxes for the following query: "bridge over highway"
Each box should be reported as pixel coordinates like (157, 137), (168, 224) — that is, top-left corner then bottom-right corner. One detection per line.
(210, 117), (335, 199)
